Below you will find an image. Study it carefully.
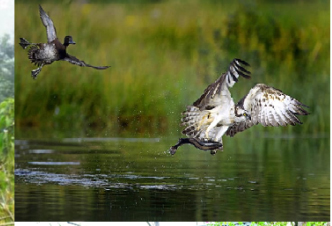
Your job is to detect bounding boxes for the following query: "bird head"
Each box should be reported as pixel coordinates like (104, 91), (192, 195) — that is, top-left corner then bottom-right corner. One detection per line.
(63, 36), (76, 46)
(235, 106), (251, 121)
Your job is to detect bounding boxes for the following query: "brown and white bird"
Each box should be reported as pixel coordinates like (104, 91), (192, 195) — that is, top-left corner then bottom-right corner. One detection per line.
(170, 59), (309, 155)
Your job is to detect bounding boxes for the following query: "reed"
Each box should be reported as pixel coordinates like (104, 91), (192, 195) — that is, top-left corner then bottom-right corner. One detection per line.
(0, 98), (14, 224)
(15, 1), (329, 138)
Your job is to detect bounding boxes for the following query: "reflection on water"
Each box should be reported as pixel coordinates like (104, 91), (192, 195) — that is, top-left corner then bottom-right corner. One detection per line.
(15, 135), (330, 221)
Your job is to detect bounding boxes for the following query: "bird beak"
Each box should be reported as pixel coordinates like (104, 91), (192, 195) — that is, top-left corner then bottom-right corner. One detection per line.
(246, 114), (251, 120)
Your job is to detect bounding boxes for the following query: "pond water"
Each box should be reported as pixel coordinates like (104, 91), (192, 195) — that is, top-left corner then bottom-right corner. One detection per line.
(15, 134), (329, 221)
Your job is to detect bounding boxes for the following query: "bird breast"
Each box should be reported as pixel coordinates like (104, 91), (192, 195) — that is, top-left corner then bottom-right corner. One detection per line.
(39, 44), (58, 63)
(208, 104), (236, 126)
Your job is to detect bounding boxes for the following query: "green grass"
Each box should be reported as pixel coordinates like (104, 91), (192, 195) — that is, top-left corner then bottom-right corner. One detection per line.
(0, 98), (14, 225)
(207, 223), (329, 226)
(15, 1), (329, 138)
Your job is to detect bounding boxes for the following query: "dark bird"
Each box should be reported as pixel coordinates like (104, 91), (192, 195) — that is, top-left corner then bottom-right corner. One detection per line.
(169, 59), (309, 155)
(19, 5), (110, 79)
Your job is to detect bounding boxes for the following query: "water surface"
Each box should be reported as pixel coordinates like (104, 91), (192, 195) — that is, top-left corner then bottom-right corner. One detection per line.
(15, 134), (329, 221)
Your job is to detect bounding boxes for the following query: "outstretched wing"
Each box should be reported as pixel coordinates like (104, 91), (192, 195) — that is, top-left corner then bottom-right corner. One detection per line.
(226, 83), (309, 137)
(193, 58), (251, 110)
(181, 59), (251, 139)
(39, 5), (57, 43)
(63, 54), (111, 70)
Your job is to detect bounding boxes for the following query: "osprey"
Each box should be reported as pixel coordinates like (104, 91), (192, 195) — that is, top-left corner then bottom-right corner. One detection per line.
(170, 59), (309, 155)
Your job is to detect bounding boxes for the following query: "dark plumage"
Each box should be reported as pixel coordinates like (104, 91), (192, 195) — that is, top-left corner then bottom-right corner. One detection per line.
(169, 138), (223, 155)
(19, 5), (110, 79)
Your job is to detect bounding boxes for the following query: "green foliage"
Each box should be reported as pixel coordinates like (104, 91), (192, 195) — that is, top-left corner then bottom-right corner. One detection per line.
(0, 98), (14, 224)
(207, 223), (329, 226)
(305, 223), (329, 226)
(15, 1), (329, 138)
(0, 35), (14, 103)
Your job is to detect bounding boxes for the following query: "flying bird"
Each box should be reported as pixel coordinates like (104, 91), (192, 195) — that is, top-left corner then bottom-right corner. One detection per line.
(19, 5), (110, 79)
(169, 59), (309, 155)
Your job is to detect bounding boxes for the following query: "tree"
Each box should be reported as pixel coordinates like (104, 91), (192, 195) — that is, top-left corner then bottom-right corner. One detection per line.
(0, 34), (14, 102)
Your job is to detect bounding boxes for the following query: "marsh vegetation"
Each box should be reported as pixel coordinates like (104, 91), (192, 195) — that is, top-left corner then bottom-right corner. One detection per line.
(14, 1), (329, 139)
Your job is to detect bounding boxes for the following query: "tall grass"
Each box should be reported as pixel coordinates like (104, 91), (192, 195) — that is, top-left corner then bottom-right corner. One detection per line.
(15, 1), (329, 138)
(0, 98), (14, 224)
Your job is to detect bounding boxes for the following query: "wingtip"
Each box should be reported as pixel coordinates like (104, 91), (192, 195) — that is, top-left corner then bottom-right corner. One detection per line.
(39, 5), (47, 16)
(302, 103), (310, 109)
(232, 58), (251, 79)
(234, 58), (250, 67)
(99, 65), (111, 69)
(301, 109), (310, 115)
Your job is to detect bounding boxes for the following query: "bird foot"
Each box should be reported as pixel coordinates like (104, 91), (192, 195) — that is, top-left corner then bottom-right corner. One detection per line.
(169, 138), (223, 155)
(31, 68), (42, 79)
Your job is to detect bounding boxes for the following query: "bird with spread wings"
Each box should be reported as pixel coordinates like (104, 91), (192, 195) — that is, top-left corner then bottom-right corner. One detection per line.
(19, 5), (110, 79)
(169, 59), (309, 155)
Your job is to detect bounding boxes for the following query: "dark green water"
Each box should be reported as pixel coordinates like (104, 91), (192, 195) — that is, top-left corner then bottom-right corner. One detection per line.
(15, 134), (329, 221)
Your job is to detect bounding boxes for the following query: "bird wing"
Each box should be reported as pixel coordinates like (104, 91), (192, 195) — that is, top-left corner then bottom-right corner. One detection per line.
(226, 83), (309, 137)
(39, 5), (57, 43)
(193, 58), (251, 110)
(63, 54), (110, 70)
(181, 59), (251, 138)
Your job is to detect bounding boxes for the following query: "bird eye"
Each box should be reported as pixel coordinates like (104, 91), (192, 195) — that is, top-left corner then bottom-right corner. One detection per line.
(243, 113), (247, 116)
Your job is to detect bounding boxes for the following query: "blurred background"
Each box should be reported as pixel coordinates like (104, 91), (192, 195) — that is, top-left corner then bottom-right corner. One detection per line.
(0, 0), (14, 224)
(15, 0), (329, 139)
(14, 0), (329, 221)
